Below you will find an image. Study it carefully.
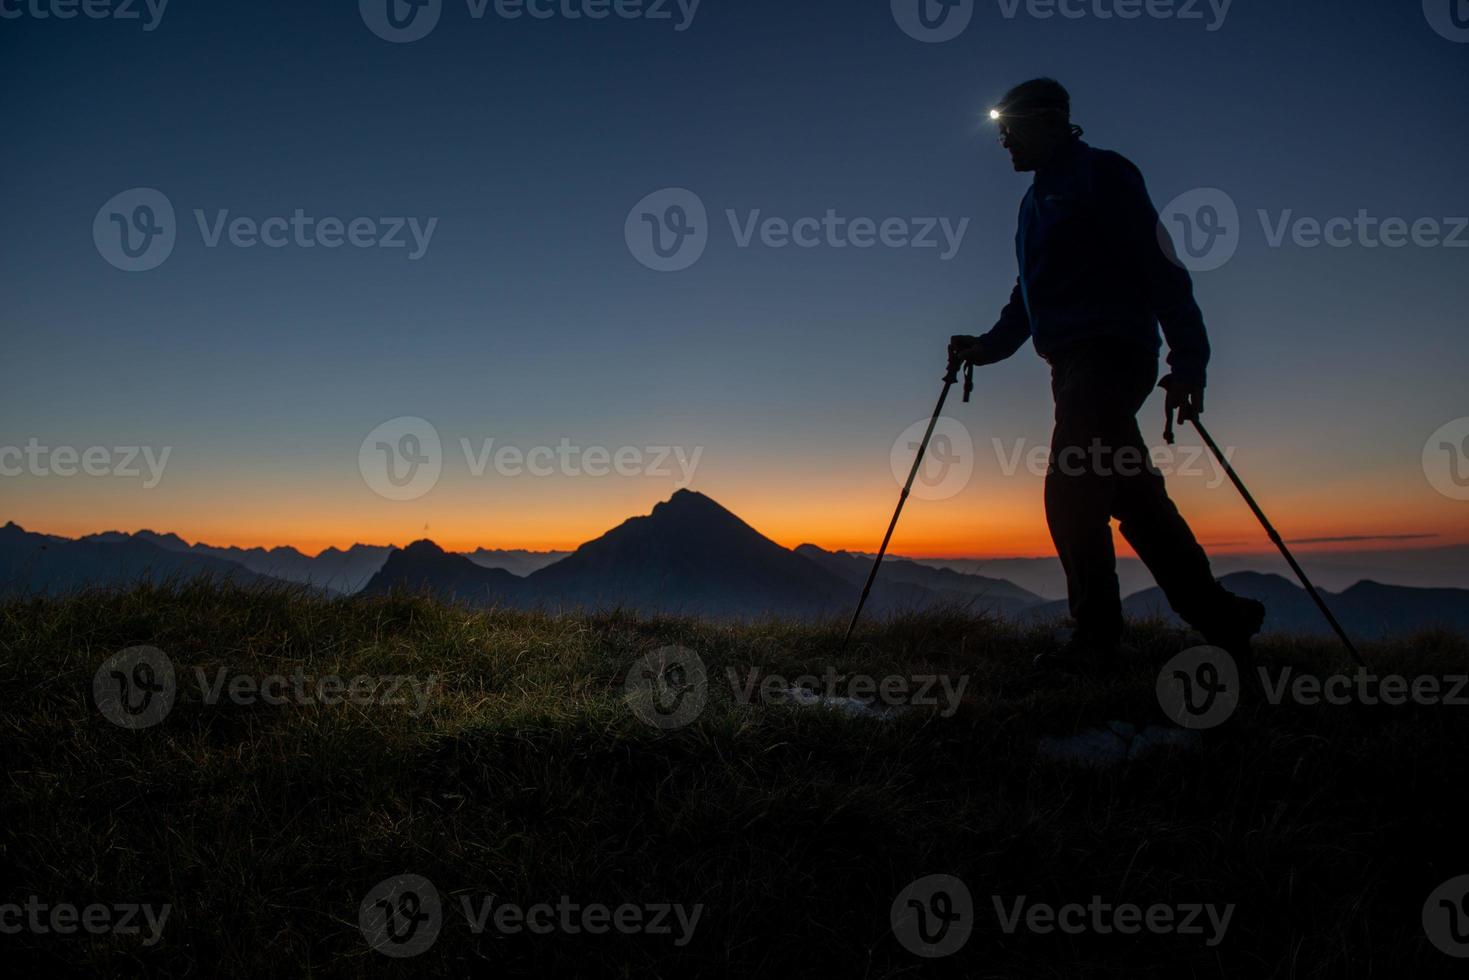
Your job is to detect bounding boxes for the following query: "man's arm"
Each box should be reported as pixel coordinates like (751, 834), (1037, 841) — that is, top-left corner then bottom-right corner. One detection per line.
(1106, 154), (1211, 388)
(952, 279), (1031, 366)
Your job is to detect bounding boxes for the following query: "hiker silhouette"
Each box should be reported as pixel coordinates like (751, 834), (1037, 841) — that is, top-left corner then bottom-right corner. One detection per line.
(950, 78), (1265, 669)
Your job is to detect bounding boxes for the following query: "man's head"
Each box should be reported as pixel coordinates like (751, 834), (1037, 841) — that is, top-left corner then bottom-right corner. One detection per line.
(990, 78), (1080, 172)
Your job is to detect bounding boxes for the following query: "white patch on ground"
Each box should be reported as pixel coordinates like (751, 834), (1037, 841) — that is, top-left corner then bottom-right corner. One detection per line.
(1037, 720), (1202, 769)
(783, 686), (905, 721)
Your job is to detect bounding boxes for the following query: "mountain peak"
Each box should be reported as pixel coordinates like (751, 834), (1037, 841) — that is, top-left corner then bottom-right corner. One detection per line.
(645, 489), (747, 530)
(402, 539), (446, 558)
(655, 488), (720, 512)
(137, 529), (191, 551)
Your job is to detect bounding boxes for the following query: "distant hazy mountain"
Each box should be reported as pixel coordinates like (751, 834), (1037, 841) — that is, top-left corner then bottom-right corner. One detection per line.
(463, 548), (571, 577)
(795, 545), (1042, 618)
(191, 542), (391, 594)
(2, 522), (282, 595)
(80, 529), (391, 594)
(360, 540), (527, 605)
(1119, 571), (1469, 640)
(906, 544), (1469, 600)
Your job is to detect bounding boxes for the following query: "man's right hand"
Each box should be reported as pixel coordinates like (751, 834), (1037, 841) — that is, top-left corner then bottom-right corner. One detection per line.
(948, 334), (994, 368)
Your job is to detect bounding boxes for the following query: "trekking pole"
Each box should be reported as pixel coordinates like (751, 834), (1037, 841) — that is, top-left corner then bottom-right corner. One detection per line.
(1166, 408), (1368, 669)
(840, 353), (973, 653)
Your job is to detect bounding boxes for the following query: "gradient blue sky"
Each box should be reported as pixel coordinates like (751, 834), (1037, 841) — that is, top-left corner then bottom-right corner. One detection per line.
(2, 0), (1466, 554)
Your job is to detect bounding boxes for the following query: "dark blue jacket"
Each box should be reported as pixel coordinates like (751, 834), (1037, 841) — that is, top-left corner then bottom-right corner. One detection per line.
(978, 139), (1210, 387)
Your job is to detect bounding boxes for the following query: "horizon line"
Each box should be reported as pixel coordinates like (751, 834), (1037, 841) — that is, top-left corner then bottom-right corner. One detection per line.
(6, 517), (1459, 564)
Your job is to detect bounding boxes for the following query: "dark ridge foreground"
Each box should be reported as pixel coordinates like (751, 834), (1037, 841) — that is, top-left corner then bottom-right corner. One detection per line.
(2, 583), (1468, 978)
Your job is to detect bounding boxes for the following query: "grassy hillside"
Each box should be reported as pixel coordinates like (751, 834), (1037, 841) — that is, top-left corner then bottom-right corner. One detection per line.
(2, 582), (1467, 977)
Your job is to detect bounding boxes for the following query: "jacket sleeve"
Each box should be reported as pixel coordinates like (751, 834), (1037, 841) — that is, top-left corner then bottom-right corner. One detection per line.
(1107, 155), (1211, 387)
(976, 279), (1032, 362)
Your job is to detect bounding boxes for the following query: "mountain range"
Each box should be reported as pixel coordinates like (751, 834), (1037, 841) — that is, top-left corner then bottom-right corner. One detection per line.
(4, 492), (1466, 637)
(78, 529), (391, 594)
(918, 544), (1469, 599)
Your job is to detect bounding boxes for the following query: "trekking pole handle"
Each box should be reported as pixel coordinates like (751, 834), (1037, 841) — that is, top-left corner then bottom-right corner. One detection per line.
(942, 351), (974, 402)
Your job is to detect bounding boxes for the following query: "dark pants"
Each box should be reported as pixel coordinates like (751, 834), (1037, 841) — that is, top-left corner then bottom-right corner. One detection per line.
(1044, 339), (1232, 644)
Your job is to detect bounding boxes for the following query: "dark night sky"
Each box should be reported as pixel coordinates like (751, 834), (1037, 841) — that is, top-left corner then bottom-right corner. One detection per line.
(2, 0), (1466, 554)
